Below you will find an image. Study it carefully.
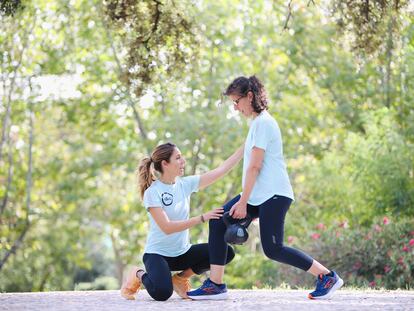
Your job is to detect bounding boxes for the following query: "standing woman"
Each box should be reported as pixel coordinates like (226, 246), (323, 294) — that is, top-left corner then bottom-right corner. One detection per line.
(121, 142), (243, 301)
(188, 76), (343, 300)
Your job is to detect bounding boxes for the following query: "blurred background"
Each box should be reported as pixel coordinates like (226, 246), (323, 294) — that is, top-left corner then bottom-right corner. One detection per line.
(0, 0), (413, 292)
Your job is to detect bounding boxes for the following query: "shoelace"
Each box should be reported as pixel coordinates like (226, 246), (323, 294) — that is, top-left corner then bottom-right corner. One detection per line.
(183, 278), (190, 289)
(200, 279), (213, 290)
(315, 274), (328, 291)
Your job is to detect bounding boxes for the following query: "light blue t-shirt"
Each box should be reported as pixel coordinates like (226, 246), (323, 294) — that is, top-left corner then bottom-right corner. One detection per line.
(242, 110), (294, 205)
(143, 175), (200, 257)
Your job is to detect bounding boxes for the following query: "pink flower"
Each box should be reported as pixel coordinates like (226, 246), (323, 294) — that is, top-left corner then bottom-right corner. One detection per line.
(409, 239), (414, 246)
(383, 217), (390, 225)
(369, 281), (376, 287)
(410, 231), (414, 236)
(353, 261), (362, 270)
(402, 245), (409, 252)
(397, 257), (404, 265)
(335, 231), (341, 238)
(311, 233), (321, 240)
(374, 224), (382, 232)
(287, 236), (295, 244)
(316, 223), (326, 230)
(384, 265), (391, 273)
(338, 221), (349, 229)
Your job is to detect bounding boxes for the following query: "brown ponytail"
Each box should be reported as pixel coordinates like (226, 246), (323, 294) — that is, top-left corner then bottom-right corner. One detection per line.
(137, 157), (155, 199)
(137, 142), (177, 199)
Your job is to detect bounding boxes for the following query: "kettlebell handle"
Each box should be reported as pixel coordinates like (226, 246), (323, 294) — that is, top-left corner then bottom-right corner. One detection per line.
(223, 211), (252, 228)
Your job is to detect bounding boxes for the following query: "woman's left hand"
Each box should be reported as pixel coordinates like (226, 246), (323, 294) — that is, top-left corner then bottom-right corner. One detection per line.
(229, 200), (247, 219)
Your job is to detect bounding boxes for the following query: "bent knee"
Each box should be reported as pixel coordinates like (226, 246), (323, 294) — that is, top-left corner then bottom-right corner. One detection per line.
(209, 217), (225, 229)
(226, 246), (236, 263)
(152, 287), (173, 301)
(263, 245), (284, 261)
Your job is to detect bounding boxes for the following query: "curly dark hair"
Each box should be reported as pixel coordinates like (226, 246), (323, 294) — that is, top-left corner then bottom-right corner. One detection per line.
(223, 75), (268, 113)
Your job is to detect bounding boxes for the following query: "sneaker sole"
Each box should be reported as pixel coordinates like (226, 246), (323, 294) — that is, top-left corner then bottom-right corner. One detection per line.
(120, 290), (137, 300)
(187, 292), (229, 300)
(308, 277), (344, 300)
(172, 286), (190, 299)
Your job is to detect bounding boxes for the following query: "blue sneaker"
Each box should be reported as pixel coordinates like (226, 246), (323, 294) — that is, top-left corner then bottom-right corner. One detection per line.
(187, 278), (228, 300)
(308, 271), (344, 300)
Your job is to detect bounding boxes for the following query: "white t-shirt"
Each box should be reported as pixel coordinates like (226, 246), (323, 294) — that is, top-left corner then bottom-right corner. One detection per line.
(242, 110), (294, 205)
(143, 175), (200, 257)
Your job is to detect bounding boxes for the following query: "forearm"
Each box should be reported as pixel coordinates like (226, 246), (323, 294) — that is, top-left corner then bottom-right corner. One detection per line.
(226, 144), (244, 169)
(216, 145), (244, 175)
(239, 166), (260, 204)
(163, 215), (204, 234)
(199, 144), (244, 189)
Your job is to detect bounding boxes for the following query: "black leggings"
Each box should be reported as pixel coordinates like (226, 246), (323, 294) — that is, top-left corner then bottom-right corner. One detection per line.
(142, 243), (235, 301)
(209, 194), (313, 271)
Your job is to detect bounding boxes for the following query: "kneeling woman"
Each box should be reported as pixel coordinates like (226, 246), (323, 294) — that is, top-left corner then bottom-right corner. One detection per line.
(121, 142), (243, 301)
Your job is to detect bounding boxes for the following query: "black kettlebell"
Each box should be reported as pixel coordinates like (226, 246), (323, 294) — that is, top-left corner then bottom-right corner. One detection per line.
(223, 211), (253, 245)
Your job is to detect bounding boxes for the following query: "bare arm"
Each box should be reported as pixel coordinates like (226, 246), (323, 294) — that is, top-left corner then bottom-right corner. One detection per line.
(198, 144), (244, 190)
(230, 147), (264, 218)
(148, 206), (224, 235)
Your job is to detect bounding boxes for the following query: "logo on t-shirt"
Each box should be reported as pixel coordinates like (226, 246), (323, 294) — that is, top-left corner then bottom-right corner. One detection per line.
(161, 192), (173, 206)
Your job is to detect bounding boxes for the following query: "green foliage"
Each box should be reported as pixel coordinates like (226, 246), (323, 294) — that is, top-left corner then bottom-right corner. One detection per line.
(307, 217), (414, 289)
(75, 276), (119, 291)
(331, 0), (410, 55)
(103, 0), (199, 96)
(0, 0), (24, 16)
(294, 108), (414, 228)
(0, 0), (413, 292)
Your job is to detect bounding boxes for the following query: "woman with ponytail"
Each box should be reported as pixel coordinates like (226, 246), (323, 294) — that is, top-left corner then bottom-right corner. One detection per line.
(121, 142), (243, 301)
(188, 76), (343, 300)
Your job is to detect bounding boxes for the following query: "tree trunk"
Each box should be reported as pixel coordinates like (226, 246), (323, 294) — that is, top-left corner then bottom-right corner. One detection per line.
(384, 14), (395, 108)
(0, 93), (34, 271)
(110, 231), (125, 287)
(99, 5), (150, 153)
(0, 140), (14, 217)
(0, 15), (36, 162)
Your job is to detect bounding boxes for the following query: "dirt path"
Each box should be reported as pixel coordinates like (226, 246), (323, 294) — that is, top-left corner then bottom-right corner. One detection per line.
(1, 289), (413, 311)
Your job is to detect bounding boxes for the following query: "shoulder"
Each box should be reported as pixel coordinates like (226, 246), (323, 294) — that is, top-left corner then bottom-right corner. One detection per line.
(144, 181), (161, 197)
(255, 112), (278, 129)
(179, 175), (198, 183)
(263, 110), (277, 122)
(177, 175), (200, 194)
(178, 175), (200, 187)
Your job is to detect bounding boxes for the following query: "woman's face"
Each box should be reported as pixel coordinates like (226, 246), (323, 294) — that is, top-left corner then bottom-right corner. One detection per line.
(163, 147), (186, 177)
(229, 92), (254, 117)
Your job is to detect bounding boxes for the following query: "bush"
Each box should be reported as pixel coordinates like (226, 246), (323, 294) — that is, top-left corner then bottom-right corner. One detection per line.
(294, 108), (414, 227)
(307, 217), (414, 289)
(74, 276), (119, 291)
(218, 217), (413, 290)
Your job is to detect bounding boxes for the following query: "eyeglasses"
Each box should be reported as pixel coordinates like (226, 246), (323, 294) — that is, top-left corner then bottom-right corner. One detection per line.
(233, 95), (246, 105)
(219, 93), (246, 106)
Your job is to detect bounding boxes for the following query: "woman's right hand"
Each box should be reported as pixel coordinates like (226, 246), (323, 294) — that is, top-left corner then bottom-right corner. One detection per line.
(202, 207), (224, 221)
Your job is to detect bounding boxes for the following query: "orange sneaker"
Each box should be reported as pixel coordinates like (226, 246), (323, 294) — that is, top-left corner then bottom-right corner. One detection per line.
(172, 273), (191, 299)
(120, 266), (142, 300)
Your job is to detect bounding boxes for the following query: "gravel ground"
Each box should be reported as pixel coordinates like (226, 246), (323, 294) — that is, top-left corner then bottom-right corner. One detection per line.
(1, 289), (414, 311)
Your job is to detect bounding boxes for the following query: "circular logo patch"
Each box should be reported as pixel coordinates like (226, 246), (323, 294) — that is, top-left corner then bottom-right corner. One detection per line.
(161, 192), (173, 206)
